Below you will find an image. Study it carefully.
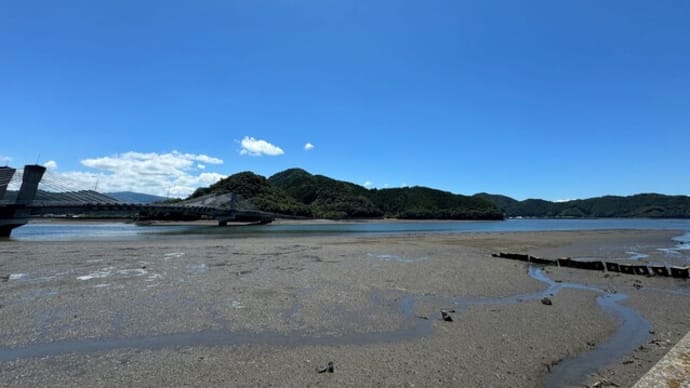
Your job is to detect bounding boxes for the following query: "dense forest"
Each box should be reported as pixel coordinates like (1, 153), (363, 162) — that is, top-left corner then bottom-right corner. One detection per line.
(189, 168), (504, 220)
(476, 193), (690, 218)
(189, 169), (690, 220)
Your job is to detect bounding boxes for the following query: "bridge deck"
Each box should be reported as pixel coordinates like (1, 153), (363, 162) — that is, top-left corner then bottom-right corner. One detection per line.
(1, 202), (274, 237)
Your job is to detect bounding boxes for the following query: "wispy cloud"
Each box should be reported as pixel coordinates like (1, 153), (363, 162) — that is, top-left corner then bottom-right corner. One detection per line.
(54, 151), (225, 197)
(239, 136), (284, 156)
(0, 155), (11, 164)
(363, 180), (374, 189)
(44, 160), (58, 170)
(304, 142), (315, 151)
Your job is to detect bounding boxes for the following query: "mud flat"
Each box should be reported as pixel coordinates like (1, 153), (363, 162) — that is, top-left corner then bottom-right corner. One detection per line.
(0, 230), (688, 387)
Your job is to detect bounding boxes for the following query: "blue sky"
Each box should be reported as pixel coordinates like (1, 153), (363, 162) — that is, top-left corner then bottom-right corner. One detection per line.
(1, 0), (688, 199)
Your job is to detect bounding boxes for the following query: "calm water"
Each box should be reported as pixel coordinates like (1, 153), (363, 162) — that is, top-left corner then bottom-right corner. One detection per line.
(9, 218), (690, 241)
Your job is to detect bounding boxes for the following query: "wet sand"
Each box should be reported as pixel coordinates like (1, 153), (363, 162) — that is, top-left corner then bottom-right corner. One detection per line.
(0, 229), (688, 387)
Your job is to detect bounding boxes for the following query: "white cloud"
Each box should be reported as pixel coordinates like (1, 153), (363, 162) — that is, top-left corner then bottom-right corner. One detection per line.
(239, 136), (284, 156)
(44, 160), (58, 170)
(53, 151), (226, 197)
(197, 164), (206, 169)
(0, 155), (11, 164)
(304, 142), (315, 151)
(363, 180), (374, 189)
(193, 154), (223, 164)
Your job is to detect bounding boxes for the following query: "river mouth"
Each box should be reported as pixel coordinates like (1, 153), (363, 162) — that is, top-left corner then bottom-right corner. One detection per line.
(0, 266), (651, 387)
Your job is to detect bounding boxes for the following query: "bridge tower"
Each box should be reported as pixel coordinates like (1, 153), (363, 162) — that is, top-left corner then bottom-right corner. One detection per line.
(16, 165), (47, 204)
(0, 165), (47, 237)
(0, 166), (16, 201)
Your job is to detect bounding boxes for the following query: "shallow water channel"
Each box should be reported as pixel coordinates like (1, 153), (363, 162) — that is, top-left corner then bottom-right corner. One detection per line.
(0, 265), (653, 386)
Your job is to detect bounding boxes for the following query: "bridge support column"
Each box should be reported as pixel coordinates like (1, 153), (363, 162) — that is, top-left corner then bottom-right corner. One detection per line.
(16, 165), (46, 204)
(0, 165), (46, 238)
(0, 167), (16, 201)
(0, 206), (28, 238)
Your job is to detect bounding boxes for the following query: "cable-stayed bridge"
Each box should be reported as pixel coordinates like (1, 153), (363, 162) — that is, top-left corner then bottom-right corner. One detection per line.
(0, 165), (274, 237)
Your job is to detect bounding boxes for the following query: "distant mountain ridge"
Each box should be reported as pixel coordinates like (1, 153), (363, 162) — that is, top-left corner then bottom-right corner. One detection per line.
(190, 168), (504, 220)
(476, 193), (690, 218)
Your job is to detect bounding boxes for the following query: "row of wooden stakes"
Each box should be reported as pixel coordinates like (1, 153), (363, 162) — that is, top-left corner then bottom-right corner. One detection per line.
(491, 252), (690, 279)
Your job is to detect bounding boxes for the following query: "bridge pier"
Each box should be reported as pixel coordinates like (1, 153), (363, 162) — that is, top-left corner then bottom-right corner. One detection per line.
(216, 214), (235, 227)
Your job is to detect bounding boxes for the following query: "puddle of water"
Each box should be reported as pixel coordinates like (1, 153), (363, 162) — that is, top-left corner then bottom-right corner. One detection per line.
(625, 251), (649, 261)
(367, 253), (427, 263)
(655, 233), (690, 263)
(118, 268), (146, 275)
(187, 264), (208, 274)
(672, 232), (690, 245)
(164, 252), (185, 259)
(76, 270), (112, 281)
(146, 274), (163, 282)
(8, 273), (29, 281)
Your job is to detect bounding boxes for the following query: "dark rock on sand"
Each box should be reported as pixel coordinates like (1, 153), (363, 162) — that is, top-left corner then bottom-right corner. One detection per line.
(441, 310), (453, 322)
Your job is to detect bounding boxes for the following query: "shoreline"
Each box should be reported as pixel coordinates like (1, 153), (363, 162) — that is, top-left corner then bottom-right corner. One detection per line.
(25, 216), (690, 226)
(0, 230), (688, 386)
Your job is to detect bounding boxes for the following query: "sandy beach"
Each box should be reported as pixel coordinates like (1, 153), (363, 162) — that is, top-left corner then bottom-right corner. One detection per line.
(0, 229), (688, 387)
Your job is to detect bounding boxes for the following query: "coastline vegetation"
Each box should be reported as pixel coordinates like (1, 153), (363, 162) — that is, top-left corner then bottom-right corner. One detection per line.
(476, 193), (690, 218)
(190, 168), (690, 220)
(189, 168), (504, 220)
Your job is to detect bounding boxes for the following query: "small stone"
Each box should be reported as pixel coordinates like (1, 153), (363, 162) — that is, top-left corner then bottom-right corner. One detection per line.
(441, 310), (453, 322)
(317, 361), (334, 373)
(541, 297), (552, 306)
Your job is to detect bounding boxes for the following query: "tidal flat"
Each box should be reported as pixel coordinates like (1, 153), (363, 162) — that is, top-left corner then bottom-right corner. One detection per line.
(0, 230), (688, 387)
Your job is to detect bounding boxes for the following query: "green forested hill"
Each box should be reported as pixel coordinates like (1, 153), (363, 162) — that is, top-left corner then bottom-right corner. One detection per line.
(190, 171), (310, 216)
(189, 169), (690, 219)
(189, 168), (503, 220)
(370, 187), (504, 219)
(268, 168), (382, 218)
(476, 193), (690, 218)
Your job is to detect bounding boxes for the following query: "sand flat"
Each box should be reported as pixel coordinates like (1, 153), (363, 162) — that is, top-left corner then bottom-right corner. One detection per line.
(0, 230), (688, 387)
